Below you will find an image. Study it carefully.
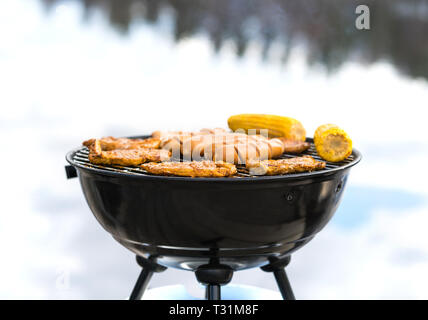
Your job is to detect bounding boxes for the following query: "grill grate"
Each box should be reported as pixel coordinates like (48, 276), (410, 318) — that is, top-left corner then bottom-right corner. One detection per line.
(71, 142), (355, 178)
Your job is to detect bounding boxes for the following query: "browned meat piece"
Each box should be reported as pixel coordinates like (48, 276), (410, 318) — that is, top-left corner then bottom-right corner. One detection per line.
(277, 138), (311, 154)
(141, 161), (237, 177)
(152, 128), (227, 140)
(88, 139), (170, 166)
(152, 131), (188, 141)
(133, 137), (161, 149)
(83, 136), (161, 150)
(246, 156), (326, 176)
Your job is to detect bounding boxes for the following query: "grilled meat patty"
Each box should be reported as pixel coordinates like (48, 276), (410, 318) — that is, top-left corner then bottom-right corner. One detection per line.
(141, 161), (237, 177)
(87, 139), (170, 166)
(246, 156), (326, 176)
(83, 136), (161, 150)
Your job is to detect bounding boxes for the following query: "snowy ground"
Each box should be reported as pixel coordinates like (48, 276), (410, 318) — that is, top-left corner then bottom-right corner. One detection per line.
(0, 0), (427, 299)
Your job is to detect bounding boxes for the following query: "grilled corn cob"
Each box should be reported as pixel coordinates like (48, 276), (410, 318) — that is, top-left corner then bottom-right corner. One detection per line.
(314, 124), (352, 162)
(227, 114), (306, 141)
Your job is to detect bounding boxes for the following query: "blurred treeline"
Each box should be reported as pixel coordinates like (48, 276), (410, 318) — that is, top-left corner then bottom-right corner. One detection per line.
(42, 0), (428, 79)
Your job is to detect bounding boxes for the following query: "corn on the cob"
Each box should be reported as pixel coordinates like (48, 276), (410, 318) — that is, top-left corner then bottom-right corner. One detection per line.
(314, 124), (352, 162)
(227, 114), (306, 141)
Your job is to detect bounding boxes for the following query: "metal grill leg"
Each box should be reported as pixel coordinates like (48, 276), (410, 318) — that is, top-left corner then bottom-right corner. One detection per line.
(273, 269), (295, 300)
(130, 269), (154, 300)
(261, 255), (296, 300)
(206, 284), (221, 300)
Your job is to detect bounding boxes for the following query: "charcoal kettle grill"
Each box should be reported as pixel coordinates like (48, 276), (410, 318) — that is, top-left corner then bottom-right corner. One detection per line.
(65, 136), (361, 300)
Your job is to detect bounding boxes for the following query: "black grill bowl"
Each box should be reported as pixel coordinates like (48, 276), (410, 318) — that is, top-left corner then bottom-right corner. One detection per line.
(66, 138), (361, 271)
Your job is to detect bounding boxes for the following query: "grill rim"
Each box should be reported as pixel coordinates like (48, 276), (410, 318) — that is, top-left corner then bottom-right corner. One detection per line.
(66, 136), (361, 182)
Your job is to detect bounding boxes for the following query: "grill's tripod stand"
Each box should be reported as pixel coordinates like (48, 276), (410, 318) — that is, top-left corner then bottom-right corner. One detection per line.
(129, 255), (295, 300)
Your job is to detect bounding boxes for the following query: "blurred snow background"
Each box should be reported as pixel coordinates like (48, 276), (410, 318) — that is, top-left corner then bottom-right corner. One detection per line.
(0, 0), (427, 299)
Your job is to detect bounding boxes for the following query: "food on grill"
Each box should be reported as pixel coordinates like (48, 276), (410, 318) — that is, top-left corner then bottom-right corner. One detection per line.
(87, 139), (170, 166)
(83, 136), (161, 150)
(246, 156), (326, 176)
(233, 142), (259, 164)
(213, 143), (241, 164)
(278, 138), (311, 154)
(314, 124), (353, 162)
(267, 138), (286, 157)
(227, 114), (306, 141)
(141, 161), (237, 177)
(152, 128), (227, 140)
(204, 135), (285, 163)
(80, 117), (353, 178)
(158, 130), (288, 164)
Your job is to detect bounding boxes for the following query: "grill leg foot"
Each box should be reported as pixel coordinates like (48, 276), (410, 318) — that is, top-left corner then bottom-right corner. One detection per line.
(261, 255), (296, 300)
(196, 264), (233, 301)
(129, 255), (167, 300)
